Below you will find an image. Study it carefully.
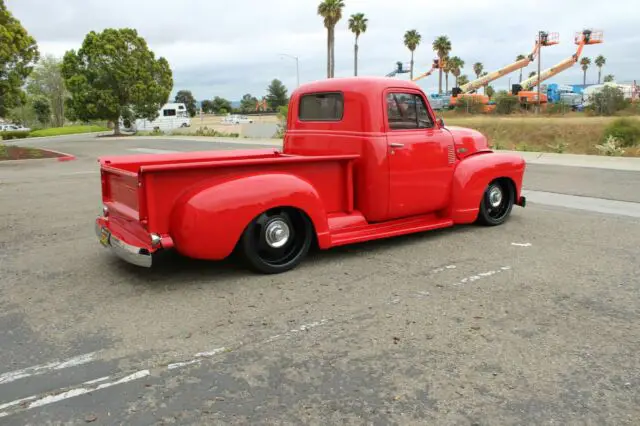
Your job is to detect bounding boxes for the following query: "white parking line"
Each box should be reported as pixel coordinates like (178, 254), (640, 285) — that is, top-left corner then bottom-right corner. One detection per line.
(524, 190), (640, 218)
(128, 148), (180, 154)
(0, 352), (97, 385)
(0, 371), (149, 417)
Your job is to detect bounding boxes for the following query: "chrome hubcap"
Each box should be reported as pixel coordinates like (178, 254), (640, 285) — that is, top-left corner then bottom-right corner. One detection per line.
(489, 186), (503, 208)
(265, 220), (290, 248)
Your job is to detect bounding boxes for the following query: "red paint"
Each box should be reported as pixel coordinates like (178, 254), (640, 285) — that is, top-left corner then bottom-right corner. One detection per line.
(95, 77), (526, 268)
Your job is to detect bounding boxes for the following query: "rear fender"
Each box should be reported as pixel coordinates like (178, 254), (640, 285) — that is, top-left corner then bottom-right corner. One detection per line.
(169, 173), (330, 260)
(449, 152), (526, 223)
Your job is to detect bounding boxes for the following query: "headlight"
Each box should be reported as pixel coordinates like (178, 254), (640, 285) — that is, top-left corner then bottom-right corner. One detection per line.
(102, 205), (109, 217)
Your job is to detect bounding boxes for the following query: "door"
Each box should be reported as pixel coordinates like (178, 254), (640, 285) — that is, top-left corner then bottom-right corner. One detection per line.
(385, 90), (455, 219)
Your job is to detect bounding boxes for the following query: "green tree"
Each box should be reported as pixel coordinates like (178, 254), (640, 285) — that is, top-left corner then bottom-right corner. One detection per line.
(200, 99), (214, 113)
(603, 74), (615, 83)
(448, 56), (464, 88)
(457, 74), (470, 87)
(0, 1), (40, 117)
(61, 28), (173, 135)
(348, 12), (367, 76)
(174, 90), (196, 117)
(486, 84), (495, 98)
(528, 71), (537, 78)
(32, 96), (51, 125)
(516, 54), (526, 82)
(317, 0), (345, 78)
(404, 29), (421, 80)
(240, 93), (258, 113)
(211, 96), (232, 114)
(266, 79), (288, 110)
(25, 54), (67, 127)
(580, 57), (591, 87)
(594, 55), (606, 84)
(432, 35), (451, 94)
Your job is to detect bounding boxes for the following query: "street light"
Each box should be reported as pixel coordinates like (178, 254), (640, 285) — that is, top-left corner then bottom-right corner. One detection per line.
(278, 53), (300, 88)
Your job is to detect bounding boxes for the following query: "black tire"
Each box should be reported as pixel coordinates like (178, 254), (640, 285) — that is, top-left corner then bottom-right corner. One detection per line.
(476, 179), (514, 226)
(239, 208), (313, 274)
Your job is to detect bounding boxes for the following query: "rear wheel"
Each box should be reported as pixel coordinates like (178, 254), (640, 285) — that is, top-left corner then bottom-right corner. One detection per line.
(239, 208), (313, 274)
(476, 180), (514, 226)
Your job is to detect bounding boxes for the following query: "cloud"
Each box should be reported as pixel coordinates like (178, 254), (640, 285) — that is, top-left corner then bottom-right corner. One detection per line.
(6, 0), (638, 101)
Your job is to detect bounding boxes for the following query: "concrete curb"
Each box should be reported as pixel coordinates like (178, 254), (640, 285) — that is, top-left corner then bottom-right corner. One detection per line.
(497, 150), (640, 171)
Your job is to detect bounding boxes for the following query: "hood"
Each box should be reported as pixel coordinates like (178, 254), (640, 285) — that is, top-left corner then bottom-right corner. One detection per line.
(444, 125), (492, 159)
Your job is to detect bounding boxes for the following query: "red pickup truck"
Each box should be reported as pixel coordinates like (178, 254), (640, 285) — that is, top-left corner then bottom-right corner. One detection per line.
(95, 77), (526, 273)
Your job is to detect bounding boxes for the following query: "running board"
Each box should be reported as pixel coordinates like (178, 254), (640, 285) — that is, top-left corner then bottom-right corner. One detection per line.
(329, 214), (454, 247)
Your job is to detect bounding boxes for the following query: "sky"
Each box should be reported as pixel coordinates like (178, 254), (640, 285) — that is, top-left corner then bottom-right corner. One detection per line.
(6, 0), (639, 102)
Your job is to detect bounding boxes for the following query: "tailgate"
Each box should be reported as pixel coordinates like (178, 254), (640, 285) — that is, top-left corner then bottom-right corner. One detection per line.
(101, 165), (143, 220)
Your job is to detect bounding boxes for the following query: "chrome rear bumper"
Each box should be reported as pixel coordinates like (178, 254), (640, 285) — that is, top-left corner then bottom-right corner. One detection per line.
(95, 221), (152, 267)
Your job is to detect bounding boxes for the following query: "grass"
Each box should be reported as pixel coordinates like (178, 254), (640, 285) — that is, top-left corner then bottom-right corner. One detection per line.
(29, 125), (108, 138)
(440, 115), (640, 157)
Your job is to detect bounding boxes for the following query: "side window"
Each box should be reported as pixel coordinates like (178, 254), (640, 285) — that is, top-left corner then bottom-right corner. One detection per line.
(387, 92), (433, 130)
(163, 109), (177, 117)
(299, 92), (344, 121)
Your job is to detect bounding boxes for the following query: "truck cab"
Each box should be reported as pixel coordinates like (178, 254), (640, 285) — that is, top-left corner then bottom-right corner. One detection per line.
(95, 77), (526, 274)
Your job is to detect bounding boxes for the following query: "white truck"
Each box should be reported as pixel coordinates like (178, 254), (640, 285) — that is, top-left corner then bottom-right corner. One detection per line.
(125, 103), (191, 132)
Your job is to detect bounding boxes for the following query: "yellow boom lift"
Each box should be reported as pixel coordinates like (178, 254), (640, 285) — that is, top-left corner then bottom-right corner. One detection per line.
(450, 31), (559, 110)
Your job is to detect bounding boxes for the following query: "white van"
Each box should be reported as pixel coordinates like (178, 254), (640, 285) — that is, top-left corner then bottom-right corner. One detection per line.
(126, 103), (191, 132)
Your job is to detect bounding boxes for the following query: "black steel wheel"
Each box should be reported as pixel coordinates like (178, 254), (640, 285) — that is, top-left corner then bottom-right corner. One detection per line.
(476, 180), (514, 226)
(240, 208), (313, 274)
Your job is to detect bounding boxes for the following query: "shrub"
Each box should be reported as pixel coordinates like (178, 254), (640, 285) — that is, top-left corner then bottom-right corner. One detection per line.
(0, 130), (30, 140)
(595, 135), (626, 156)
(454, 96), (485, 114)
(586, 86), (629, 116)
(601, 118), (640, 147)
(494, 93), (519, 115)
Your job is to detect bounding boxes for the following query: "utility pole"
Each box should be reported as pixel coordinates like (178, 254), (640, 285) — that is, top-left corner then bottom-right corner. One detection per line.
(537, 30), (542, 114)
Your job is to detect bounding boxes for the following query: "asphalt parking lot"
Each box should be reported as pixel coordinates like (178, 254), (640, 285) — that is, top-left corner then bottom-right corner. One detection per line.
(1, 134), (640, 425)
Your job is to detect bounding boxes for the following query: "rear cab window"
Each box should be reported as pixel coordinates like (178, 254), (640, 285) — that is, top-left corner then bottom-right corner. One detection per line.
(299, 92), (344, 121)
(386, 92), (433, 130)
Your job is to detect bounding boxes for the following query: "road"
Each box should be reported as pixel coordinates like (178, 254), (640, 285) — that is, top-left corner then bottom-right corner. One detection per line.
(1, 134), (639, 425)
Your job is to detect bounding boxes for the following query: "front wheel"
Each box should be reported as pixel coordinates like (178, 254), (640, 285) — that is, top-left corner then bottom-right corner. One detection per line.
(239, 208), (313, 274)
(476, 180), (514, 226)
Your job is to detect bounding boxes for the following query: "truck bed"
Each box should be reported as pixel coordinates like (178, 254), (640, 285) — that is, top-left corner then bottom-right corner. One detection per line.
(99, 148), (359, 239)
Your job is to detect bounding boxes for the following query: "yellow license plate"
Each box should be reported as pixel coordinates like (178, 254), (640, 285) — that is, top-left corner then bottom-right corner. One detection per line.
(99, 228), (111, 246)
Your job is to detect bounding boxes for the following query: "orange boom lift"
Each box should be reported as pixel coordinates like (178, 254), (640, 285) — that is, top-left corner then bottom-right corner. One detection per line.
(512, 29), (603, 106)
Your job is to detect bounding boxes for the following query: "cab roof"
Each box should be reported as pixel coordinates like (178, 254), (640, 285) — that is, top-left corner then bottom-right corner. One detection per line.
(292, 76), (422, 96)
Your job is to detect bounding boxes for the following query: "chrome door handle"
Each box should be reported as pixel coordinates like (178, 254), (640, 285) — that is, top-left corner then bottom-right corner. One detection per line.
(390, 143), (404, 148)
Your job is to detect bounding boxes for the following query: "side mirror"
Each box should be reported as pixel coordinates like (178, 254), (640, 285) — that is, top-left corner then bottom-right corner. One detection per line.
(436, 117), (445, 128)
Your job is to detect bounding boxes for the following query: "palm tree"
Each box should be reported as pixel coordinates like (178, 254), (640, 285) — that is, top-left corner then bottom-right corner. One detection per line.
(580, 57), (591, 87)
(432, 35), (452, 94)
(604, 74), (614, 83)
(516, 54), (526, 82)
(317, 0), (345, 78)
(473, 62), (484, 80)
(403, 30), (421, 80)
(448, 56), (464, 89)
(348, 13), (368, 76)
(457, 74), (470, 87)
(595, 55), (606, 84)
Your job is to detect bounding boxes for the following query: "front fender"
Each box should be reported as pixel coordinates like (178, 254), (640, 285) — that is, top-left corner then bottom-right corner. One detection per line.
(449, 152), (526, 223)
(169, 173), (330, 260)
